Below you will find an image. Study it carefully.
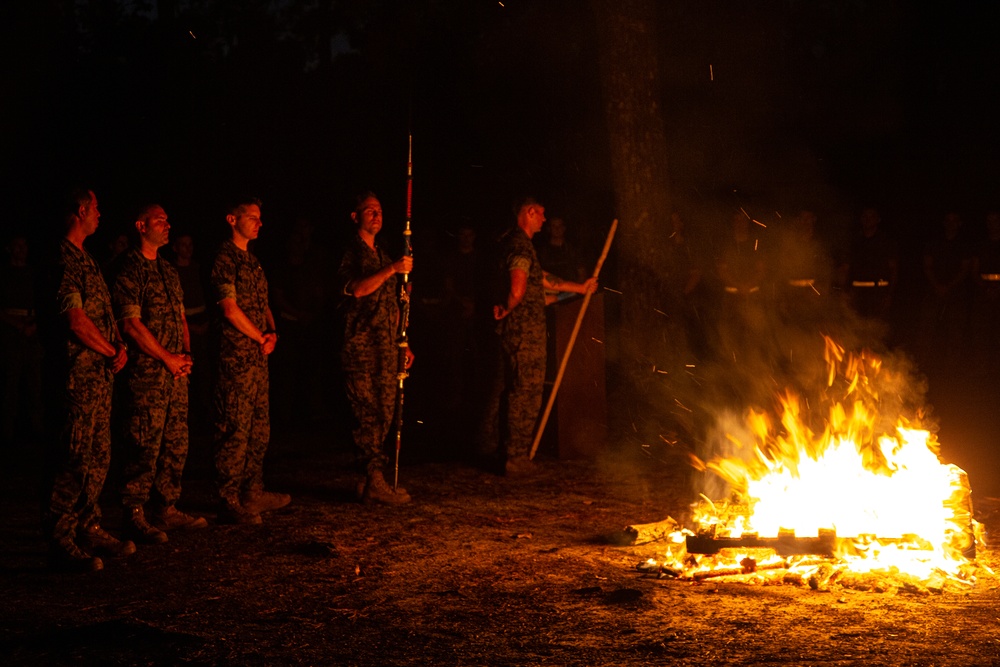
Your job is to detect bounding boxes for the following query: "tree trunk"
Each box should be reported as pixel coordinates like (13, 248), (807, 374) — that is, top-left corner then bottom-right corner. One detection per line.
(592, 0), (674, 350)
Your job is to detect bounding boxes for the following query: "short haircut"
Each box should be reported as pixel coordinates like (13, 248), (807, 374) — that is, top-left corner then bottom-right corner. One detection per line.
(513, 195), (542, 218)
(136, 203), (163, 223)
(353, 191), (379, 216)
(227, 196), (262, 217)
(64, 187), (94, 224)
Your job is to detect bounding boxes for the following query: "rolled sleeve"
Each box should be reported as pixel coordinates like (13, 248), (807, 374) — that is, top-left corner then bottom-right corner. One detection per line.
(60, 291), (83, 313)
(509, 255), (531, 273)
(119, 304), (142, 320)
(216, 282), (237, 302)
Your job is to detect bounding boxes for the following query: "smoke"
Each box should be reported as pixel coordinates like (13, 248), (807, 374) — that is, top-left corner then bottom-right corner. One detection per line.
(608, 200), (932, 506)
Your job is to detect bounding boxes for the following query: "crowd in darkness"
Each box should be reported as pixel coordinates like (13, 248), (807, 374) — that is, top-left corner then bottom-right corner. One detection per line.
(3, 200), (1000, 462)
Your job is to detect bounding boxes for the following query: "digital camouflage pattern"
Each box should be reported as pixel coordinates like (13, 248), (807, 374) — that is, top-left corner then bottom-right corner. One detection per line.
(48, 238), (120, 544)
(113, 248), (190, 509)
(210, 240), (271, 503)
(337, 234), (399, 473)
(496, 227), (546, 459)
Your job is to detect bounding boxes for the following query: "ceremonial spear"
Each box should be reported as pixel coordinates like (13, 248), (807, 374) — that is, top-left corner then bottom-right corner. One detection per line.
(391, 134), (414, 491)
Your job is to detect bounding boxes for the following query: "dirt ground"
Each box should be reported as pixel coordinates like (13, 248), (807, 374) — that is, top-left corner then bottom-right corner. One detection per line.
(1, 420), (999, 667)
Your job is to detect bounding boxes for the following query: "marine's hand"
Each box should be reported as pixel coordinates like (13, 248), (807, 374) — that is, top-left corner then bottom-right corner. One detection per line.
(164, 352), (192, 378)
(393, 256), (414, 275)
(261, 332), (278, 356)
(110, 344), (128, 374)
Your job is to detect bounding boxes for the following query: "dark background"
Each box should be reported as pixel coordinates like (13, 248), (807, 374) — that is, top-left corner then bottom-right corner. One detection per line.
(3, 0), (1000, 491)
(4, 1), (1000, 253)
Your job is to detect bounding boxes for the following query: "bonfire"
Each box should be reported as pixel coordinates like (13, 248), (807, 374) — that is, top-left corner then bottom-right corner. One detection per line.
(636, 336), (988, 593)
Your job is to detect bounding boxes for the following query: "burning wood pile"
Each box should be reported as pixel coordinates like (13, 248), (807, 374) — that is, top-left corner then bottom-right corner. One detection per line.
(631, 336), (988, 594)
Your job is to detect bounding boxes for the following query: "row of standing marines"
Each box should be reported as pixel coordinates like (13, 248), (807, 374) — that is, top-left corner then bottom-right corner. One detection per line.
(41, 188), (594, 573)
(30, 186), (997, 574)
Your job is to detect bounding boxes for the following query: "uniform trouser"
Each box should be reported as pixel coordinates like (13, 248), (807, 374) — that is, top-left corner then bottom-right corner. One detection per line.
(120, 366), (189, 509)
(213, 359), (269, 504)
(47, 365), (114, 544)
(499, 332), (545, 459)
(343, 344), (396, 475)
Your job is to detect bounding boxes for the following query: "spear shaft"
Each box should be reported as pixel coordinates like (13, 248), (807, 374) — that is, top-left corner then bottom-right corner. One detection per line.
(392, 135), (413, 491)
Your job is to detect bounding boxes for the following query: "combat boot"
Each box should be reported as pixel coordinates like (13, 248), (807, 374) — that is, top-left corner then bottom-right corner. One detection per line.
(153, 506), (208, 531)
(241, 488), (291, 514)
(504, 455), (535, 476)
(48, 539), (103, 573)
(79, 524), (137, 558)
(124, 506), (168, 544)
(360, 470), (411, 504)
(355, 475), (409, 501)
(216, 499), (262, 525)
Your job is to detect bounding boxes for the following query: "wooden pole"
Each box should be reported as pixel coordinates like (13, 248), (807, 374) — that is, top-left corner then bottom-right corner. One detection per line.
(529, 219), (618, 460)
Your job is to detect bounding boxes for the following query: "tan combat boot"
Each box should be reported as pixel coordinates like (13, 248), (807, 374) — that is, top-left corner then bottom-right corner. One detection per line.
(360, 469), (411, 504)
(153, 506), (209, 531)
(124, 506), (168, 544)
(241, 488), (291, 514)
(216, 499), (262, 525)
(79, 523), (137, 557)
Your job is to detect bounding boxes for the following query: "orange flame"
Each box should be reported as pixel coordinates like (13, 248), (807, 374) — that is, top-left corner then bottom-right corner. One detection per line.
(660, 336), (984, 585)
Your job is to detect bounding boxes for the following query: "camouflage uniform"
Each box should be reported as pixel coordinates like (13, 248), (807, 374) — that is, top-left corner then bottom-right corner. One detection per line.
(112, 248), (189, 511)
(47, 238), (120, 545)
(337, 234), (399, 474)
(496, 227), (546, 459)
(210, 240), (271, 505)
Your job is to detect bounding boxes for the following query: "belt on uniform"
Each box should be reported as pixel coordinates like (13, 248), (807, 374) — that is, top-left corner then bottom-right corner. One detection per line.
(185, 305), (206, 316)
(2, 308), (31, 317)
(852, 280), (889, 288)
(788, 279), (815, 287)
(981, 274), (1000, 282)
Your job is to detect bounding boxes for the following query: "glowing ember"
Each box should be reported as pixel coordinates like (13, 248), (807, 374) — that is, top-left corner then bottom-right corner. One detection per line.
(648, 336), (986, 589)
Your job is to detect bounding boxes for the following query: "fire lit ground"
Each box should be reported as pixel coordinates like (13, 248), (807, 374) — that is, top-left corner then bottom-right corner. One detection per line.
(2, 342), (1000, 666)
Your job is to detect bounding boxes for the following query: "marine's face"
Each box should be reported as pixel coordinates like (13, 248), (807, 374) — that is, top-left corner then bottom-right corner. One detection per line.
(353, 197), (383, 237)
(81, 191), (101, 235)
(229, 204), (262, 242)
(139, 206), (170, 249)
(526, 204), (545, 236)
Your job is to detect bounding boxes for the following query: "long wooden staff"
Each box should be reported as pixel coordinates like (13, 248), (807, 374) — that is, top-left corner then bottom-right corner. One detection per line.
(529, 218), (618, 460)
(391, 133), (413, 491)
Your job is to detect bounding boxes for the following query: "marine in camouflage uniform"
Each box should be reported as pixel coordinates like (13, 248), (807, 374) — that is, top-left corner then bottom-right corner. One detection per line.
(488, 197), (596, 474)
(337, 193), (412, 504)
(494, 223), (546, 467)
(45, 189), (132, 571)
(114, 204), (205, 544)
(210, 198), (288, 524)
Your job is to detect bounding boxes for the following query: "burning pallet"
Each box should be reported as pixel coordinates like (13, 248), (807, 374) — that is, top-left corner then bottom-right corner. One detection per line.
(685, 528), (837, 557)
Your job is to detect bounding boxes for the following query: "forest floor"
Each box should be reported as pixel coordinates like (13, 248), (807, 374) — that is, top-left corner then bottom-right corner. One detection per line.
(1, 418), (999, 667)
